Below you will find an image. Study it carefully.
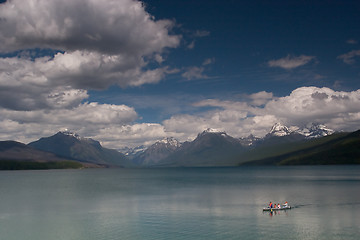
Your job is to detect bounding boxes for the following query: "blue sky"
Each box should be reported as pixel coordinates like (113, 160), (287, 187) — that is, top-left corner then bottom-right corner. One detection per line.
(0, 0), (360, 149)
(89, 0), (360, 121)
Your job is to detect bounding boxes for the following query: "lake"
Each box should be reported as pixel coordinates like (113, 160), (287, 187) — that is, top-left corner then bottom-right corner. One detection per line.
(0, 166), (359, 240)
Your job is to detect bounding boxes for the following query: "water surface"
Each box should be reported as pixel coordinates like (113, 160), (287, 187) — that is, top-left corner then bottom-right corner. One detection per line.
(0, 166), (359, 239)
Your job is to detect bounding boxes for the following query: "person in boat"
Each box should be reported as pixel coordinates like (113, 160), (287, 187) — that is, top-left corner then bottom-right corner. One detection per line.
(278, 203), (281, 208)
(283, 201), (288, 207)
(269, 202), (273, 208)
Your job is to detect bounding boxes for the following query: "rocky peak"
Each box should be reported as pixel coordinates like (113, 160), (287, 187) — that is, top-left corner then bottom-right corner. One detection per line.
(266, 122), (335, 139)
(157, 137), (182, 148)
(296, 123), (335, 138)
(58, 130), (81, 140)
(268, 123), (292, 137)
(198, 128), (228, 138)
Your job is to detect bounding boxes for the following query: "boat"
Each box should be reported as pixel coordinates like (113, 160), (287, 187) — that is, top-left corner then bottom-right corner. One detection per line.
(263, 206), (291, 211)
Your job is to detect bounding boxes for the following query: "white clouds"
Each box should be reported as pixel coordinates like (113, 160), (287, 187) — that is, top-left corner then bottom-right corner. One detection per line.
(249, 91), (274, 106)
(186, 30), (210, 49)
(0, 50), (173, 103)
(181, 58), (215, 80)
(265, 87), (360, 127)
(0, 0), (181, 111)
(0, 0), (184, 149)
(0, 0), (179, 55)
(163, 87), (360, 140)
(128, 67), (174, 87)
(163, 115), (208, 140)
(46, 88), (88, 109)
(182, 66), (207, 80)
(1, 86), (360, 148)
(0, 55), (92, 110)
(0, 102), (139, 146)
(337, 50), (360, 64)
(268, 55), (316, 69)
(259, 87), (360, 131)
(193, 99), (250, 112)
(0, 102), (137, 126)
(96, 123), (168, 148)
(0, 1), (359, 150)
(165, 97), (267, 138)
(0, 0), (183, 148)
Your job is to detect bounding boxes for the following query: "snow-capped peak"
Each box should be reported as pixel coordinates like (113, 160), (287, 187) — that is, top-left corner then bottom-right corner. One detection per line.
(203, 128), (227, 135)
(59, 130), (81, 140)
(203, 128), (223, 133)
(158, 137), (182, 148)
(266, 123), (334, 139)
(296, 123), (335, 138)
(198, 128), (229, 139)
(268, 123), (291, 137)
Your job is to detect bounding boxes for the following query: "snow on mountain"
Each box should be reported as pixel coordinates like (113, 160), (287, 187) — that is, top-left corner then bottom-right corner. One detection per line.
(193, 128), (244, 149)
(59, 130), (103, 148)
(198, 128), (232, 140)
(131, 137), (182, 165)
(296, 123), (335, 138)
(158, 137), (182, 148)
(119, 145), (147, 156)
(60, 130), (82, 140)
(203, 128), (223, 133)
(268, 123), (292, 137)
(157, 128), (246, 167)
(121, 123), (336, 165)
(266, 123), (334, 139)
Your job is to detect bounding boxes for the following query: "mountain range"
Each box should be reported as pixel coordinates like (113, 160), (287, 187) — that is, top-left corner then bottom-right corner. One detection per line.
(28, 131), (132, 167)
(0, 123), (358, 169)
(125, 124), (338, 167)
(149, 129), (246, 167)
(241, 130), (360, 165)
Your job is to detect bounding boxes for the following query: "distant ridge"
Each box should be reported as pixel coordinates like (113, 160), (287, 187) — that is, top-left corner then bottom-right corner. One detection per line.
(124, 123), (337, 167)
(1, 123), (358, 169)
(28, 131), (132, 167)
(265, 122), (334, 139)
(0, 140), (70, 162)
(157, 129), (245, 167)
(0, 140), (85, 170)
(131, 137), (182, 166)
(241, 130), (360, 165)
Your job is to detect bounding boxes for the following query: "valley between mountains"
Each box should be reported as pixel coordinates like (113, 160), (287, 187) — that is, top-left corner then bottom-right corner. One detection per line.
(1, 123), (359, 170)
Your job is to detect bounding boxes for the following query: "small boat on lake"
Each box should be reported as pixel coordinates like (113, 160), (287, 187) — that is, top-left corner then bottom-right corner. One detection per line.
(263, 206), (291, 211)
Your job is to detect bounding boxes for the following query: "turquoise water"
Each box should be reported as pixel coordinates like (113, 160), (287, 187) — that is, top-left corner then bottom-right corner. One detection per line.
(0, 166), (359, 239)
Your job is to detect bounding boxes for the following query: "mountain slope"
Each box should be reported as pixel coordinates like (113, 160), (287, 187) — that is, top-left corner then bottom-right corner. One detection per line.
(0, 141), (84, 170)
(159, 130), (245, 167)
(241, 130), (360, 165)
(132, 137), (181, 166)
(28, 132), (131, 167)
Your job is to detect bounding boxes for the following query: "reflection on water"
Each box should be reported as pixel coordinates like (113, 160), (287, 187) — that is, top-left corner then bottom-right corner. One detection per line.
(264, 209), (291, 217)
(0, 166), (359, 240)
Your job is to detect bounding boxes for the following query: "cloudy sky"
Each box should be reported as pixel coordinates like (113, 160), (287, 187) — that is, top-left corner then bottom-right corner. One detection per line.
(0, 0), (360, 149)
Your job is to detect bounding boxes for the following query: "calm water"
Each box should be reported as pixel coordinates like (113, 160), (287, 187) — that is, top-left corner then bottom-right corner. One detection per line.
(0, 166), (359, 240)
